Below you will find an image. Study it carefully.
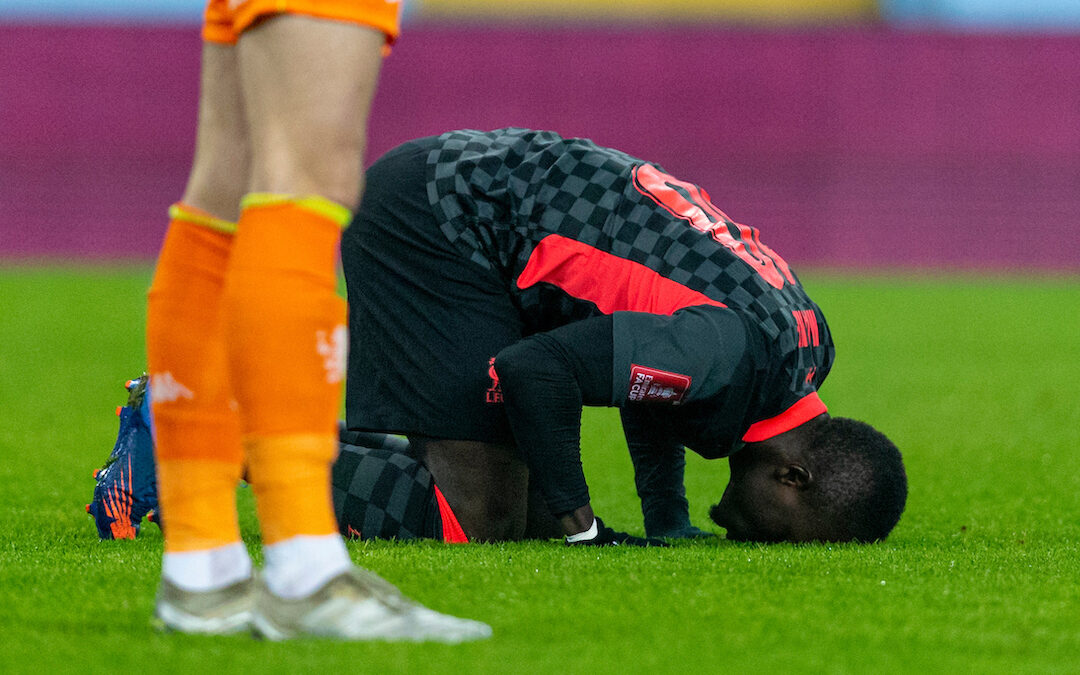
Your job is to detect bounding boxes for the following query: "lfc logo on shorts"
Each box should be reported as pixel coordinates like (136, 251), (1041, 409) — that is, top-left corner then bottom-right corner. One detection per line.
(486, 357), (503, 404)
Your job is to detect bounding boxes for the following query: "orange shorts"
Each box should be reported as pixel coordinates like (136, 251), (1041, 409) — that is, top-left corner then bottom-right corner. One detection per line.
(203, 0), (401, 46)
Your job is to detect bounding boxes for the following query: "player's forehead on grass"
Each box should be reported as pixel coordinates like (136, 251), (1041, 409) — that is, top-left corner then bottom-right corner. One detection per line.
(709, 415), (908, 544)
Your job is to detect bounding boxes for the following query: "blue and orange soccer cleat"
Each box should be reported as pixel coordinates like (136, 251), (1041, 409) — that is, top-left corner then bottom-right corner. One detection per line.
(87, 375), (160, 540)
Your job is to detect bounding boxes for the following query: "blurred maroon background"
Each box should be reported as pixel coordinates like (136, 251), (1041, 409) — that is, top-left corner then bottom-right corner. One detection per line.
(2, 25), (1078, 269)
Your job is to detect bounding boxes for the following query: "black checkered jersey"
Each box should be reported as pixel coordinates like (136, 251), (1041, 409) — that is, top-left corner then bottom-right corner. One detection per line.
(426, 128), (835, 443)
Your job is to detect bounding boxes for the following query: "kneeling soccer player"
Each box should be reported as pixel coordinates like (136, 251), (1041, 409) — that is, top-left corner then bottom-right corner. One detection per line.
(343, 128), (908, 545)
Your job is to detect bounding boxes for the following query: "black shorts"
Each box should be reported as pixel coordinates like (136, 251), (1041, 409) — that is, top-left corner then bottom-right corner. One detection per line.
(342, 139), (521, 443)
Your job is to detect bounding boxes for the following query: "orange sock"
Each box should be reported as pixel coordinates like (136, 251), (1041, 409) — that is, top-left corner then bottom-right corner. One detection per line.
(156, 459), (244, 552)
(245, 435), (339, 545)
(223, 194), (351, 544)
(147, 204), (245, 552)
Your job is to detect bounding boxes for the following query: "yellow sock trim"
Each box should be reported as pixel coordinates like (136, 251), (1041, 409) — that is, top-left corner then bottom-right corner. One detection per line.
(168, 203), (238, 235)
(239, 193), (353, 229)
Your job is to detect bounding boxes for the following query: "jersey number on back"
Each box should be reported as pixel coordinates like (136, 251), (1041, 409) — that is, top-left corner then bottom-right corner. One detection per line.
(632, 164), (796, 290)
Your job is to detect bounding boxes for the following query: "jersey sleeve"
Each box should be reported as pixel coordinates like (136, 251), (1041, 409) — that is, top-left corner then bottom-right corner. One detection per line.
(493, 315), (615, 516)
(611, 305), (750, 407)
(620, 407), (694, 538)
(612, 305), (761, 459)
(495, 304), (756, 516)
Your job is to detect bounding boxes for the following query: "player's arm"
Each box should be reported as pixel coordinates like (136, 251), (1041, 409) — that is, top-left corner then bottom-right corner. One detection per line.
(494, 316), (663, 546)
(620, 409), (712, 539)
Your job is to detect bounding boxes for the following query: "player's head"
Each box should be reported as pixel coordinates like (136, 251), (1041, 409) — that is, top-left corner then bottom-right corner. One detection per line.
(709, 416), (907, 543)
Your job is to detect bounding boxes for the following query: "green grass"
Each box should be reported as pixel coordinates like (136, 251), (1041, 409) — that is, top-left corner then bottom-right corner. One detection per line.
(1, 265), (1078, 674)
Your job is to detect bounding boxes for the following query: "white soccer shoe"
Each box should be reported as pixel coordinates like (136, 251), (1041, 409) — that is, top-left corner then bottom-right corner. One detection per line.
(153, 576), (255, 635)
(251, 567), (492, 643)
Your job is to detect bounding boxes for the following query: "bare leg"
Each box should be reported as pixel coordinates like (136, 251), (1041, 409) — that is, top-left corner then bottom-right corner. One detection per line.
(181, 42), (248, 219)
(236, 15), (384, 208)
(409, 438), (530, 542)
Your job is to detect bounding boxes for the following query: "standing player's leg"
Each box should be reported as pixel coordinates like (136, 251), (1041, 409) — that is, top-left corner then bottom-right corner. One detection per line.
(222, 13), (488, 641)
(223, 16), (377, 603)
(147, 36), (253, 634)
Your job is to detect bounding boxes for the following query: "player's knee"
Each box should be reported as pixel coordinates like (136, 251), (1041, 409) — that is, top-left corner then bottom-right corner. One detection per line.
(492, 343), (531, 391)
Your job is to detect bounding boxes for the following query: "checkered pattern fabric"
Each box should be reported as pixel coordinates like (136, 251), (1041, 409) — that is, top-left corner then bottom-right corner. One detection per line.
(331, 444), (441, 541)
(426, 128), (834, 403)
(428, 128), (635, 273)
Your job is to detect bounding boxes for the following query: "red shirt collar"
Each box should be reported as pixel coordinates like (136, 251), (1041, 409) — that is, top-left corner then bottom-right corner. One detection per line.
(741, 392), (827, 443)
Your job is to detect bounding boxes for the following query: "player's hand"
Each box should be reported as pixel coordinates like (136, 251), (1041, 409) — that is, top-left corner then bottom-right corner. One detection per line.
(565, 518), (668, 547)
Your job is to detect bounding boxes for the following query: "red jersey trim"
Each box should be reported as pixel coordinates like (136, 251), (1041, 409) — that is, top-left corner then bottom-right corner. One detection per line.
(516, 234), (726, 315)
(433, 485), (469, 543)
(741, 392), (827, 443)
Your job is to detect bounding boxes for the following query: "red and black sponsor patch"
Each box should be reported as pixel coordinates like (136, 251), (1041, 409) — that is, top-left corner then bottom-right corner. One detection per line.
(627, 365), (691, 405)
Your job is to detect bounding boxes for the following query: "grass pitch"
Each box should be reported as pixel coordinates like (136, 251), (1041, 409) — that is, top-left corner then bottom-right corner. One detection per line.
(1, 265), (1078, 674)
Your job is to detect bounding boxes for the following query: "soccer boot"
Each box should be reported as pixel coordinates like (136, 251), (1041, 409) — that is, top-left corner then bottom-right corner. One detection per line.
(251, 567), (492, 643)
(153, 576), (255, 635)
(87, 375), (160, 539)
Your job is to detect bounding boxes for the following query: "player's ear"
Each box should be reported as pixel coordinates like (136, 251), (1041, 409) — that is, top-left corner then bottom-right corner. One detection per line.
(776, 464), (812, 489)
